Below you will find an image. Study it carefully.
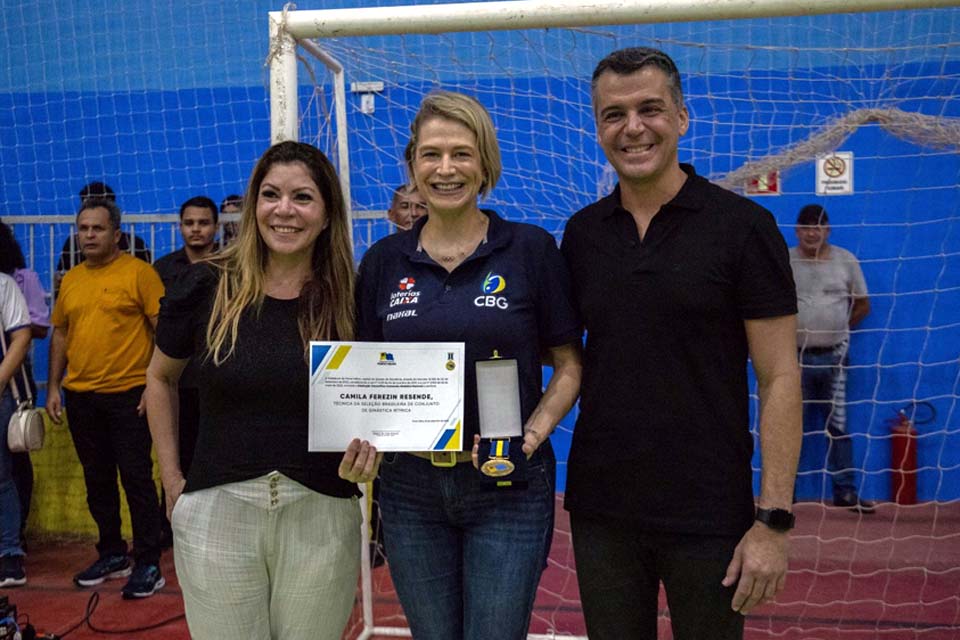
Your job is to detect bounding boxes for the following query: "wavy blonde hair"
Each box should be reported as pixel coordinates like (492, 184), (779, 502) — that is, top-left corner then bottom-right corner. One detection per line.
(205, 141), (355, 364)
(404, 91), (502, 199)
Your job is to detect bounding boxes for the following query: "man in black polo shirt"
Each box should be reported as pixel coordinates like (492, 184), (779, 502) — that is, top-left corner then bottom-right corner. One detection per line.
(561, 47), (802, 639)
(153, 195), (218, 285)
(152, 195), (218, 546)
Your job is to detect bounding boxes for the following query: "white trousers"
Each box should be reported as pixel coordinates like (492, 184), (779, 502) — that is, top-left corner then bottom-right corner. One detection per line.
(171, 472), (361, 640)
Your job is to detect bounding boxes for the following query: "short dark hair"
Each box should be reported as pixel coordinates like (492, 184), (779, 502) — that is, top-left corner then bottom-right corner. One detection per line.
(797, 204), (829, 226)
(591, 47), (684, 110)
(79, 181), (116, 203)
(180, 195), (219, 224)
(220, 194), (243, 212)
(0, 221), (27, 274)
(77, 197), (122, 231)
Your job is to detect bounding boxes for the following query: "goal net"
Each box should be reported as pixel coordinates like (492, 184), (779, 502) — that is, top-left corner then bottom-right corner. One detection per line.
(273, 1), (960, 638)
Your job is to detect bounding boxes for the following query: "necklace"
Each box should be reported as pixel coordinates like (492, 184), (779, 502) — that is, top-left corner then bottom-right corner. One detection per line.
(422, 215), (489, 266)
(438, 251), (466, 264)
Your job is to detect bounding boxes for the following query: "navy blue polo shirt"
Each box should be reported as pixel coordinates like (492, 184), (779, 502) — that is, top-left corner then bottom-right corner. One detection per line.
(561, 164), (797, 536)
(356, 209), (581, 450)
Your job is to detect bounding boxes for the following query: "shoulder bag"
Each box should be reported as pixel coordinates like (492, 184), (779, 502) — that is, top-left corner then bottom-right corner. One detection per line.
(1, 329), (45, 452)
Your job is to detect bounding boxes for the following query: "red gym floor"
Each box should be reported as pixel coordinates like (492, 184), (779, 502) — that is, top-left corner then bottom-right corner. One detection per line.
(5, 500), (959, 639)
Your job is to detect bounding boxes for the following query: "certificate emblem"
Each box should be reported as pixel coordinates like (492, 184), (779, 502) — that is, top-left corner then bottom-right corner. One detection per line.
(446, 351), (456, 371)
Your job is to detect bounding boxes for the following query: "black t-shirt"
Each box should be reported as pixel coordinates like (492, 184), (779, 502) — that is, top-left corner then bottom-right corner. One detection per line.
(153, 248), (198, 389)
(155, 263), (358, 498)
(560, 164), (797, 536)
(152, 248), (191, 288)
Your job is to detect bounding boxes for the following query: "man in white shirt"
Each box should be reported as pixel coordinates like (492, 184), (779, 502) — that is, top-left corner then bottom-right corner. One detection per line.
(790, 204), (873, 513)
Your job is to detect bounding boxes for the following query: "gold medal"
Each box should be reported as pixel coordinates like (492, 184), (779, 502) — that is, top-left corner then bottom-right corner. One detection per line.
(481, 458), (516, 477)
(480, 438), (514, 477)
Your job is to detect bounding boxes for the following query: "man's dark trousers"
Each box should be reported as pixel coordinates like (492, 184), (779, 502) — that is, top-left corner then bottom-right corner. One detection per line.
(64, 386), (162, 565)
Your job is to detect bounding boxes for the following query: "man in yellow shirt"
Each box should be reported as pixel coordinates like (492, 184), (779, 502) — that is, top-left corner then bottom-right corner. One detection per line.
(46, 197), (166, 599)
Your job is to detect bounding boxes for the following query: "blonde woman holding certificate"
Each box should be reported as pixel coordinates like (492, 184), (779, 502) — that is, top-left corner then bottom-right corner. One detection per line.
(356, 91), (582, 640)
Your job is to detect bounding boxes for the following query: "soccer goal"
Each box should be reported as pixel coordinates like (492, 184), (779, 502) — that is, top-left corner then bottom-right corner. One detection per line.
(267, 1), (960, 638)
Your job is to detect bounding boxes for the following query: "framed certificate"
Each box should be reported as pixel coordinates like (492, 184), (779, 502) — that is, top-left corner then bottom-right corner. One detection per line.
(308, 341), (465, 452)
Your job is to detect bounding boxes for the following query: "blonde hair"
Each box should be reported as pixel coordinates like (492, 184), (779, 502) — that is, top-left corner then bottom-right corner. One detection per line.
(205, 141), (355, 364)
(404, 91), (502, 199)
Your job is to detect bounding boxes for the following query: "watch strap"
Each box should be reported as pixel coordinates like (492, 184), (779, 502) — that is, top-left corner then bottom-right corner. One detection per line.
(755, 507), (795, 531)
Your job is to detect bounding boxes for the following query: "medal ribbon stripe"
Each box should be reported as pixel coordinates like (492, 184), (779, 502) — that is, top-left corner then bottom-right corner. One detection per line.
(480, 438), (516, 477)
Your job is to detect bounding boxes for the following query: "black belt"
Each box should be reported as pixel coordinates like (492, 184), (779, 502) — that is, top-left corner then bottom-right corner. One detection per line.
(799, 345), (839, 355)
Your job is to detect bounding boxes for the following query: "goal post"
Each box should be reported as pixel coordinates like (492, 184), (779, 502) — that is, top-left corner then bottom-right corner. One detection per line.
(266, 1), (960, 638)
(269, 0), (960, 43)
(267, 0), (960, 218)
(267, 0), (960, 224)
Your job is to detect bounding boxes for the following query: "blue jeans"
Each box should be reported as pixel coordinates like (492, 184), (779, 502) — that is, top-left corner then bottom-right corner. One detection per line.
(800, 344), (856, 497)
(379, 445), (555, 640)
(0, 389), (24, 558)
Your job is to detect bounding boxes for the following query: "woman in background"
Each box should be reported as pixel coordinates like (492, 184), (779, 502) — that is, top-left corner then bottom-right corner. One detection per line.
(0, 222), (50, 549)
(0, 270), (31, 587)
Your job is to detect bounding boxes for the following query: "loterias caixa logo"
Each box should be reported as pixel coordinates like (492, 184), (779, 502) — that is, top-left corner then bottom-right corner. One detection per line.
(475, 272), (509, 309)
(386, 276), (420, 323)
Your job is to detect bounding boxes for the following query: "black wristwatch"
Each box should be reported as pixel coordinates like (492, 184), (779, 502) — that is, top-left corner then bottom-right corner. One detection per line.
(755, 507), (795, 532)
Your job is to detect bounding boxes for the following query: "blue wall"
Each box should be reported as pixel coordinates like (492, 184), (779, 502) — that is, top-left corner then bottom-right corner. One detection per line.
(2, 1), (958, 500)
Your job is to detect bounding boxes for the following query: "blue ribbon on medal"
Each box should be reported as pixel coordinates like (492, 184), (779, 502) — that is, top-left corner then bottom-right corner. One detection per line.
(480, 438), (516, 477)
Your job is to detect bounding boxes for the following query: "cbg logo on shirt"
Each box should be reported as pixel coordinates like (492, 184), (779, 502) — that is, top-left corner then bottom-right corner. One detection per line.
(482, 272), (506, 294)
(475, 272), (509, 309)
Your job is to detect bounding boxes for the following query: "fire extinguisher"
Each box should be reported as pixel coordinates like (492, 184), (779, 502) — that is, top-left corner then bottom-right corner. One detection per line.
(887, 401), (936, 505)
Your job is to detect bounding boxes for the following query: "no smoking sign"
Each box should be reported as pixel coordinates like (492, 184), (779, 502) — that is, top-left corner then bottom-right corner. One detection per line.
(816, 152), (854, 195)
